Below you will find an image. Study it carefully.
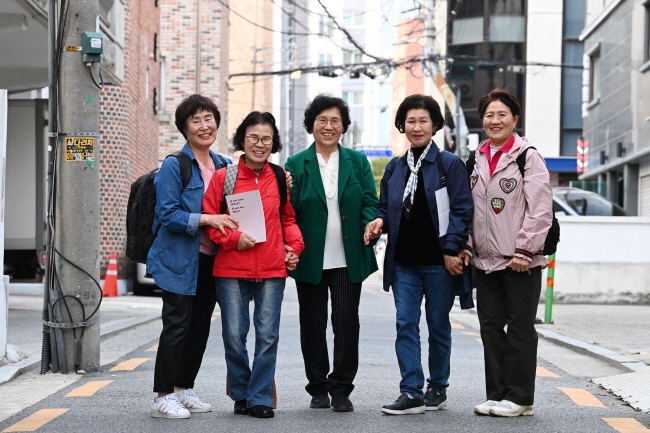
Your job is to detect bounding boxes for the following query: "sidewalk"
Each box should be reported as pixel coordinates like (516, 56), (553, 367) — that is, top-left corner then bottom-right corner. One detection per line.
(2, 294), (162, 383)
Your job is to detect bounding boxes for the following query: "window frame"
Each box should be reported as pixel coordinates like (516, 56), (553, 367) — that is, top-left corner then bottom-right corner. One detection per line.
(586, 42), (601, 104)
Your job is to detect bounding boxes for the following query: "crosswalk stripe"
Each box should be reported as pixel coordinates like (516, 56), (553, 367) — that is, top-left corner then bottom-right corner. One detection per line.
(451, 323), (465, 329)
(2, 409), (69, 432)
(557, 387), (605, 407)
(65, 380), (114, 397)
(110, 358), (151, 371)
(537, 367), (560, 377)
(145, 344), (158, 352)
(462, 331), (480, 336)
(602, 418), (650, 432)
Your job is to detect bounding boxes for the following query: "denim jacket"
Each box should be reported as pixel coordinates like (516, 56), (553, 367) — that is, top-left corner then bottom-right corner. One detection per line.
(376, 143), (474, 308)
(146, 143), (230, 295)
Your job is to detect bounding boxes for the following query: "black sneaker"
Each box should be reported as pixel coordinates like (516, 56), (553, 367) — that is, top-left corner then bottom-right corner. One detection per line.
(424, 387), (448, 411)
(234, 399), (248, 415)
(381, 393), (425, 415)
(331, 395), (353, 412)
(310, 394), (331, 408)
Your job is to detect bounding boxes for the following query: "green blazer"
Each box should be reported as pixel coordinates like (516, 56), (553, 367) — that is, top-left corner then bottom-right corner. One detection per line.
(285, 143), (380, 284)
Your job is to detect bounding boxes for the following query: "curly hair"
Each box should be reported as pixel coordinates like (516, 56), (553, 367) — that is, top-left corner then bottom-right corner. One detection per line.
(477, 89), (521, 119)
(231, 111), (283, 154)
(175, 94), (221, 140)
(394, 94), (445, 133)
(303, 94), (352, 134)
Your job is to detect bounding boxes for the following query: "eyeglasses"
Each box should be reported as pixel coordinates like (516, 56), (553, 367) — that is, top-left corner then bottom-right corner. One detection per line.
(315, 117), (342, 127)
(245, 135), (273, 145)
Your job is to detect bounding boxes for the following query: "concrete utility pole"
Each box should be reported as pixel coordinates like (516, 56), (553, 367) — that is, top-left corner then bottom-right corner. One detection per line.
(55, 0), (101, 372)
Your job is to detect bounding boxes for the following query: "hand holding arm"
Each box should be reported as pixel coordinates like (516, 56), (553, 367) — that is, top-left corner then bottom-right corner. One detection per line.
(444, 254), (463, 276)
(199, 214), (239, 236)
(364, 218), (384, 245)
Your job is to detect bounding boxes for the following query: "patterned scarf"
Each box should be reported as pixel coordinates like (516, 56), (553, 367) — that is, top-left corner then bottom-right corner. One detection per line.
(402, 141), (432, 218)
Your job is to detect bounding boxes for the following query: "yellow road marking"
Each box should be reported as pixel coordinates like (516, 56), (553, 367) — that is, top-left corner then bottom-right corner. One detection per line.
(462, 331), (480, 336)
(211, 312), (221, 322)
(65, 380), (114, 397)
(213, 312), (221, 316)
(603, 418), (650, 433)
(536, 366), (560, 377)
(476, 338), (483, 344)
(145, 343), (158, 352)
(557, 387), (605, 407)
(110, 358), (151, 371)
(3, 409), (69, 432)
(451, 323), (465, 329)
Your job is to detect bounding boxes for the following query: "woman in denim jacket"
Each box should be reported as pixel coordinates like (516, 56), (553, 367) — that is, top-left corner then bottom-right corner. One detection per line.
(147, 95), (238, 419)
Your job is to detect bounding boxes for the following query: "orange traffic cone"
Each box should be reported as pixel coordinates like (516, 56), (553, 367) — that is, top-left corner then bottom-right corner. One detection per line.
(103, 252), (118, 297)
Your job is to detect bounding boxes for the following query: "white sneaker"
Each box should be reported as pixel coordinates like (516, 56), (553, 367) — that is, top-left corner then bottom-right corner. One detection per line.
(489, 400), (534, 417)
(474, 400), (498, 415)
(175, 389), (212, 413)
(151, 395), (191, 419)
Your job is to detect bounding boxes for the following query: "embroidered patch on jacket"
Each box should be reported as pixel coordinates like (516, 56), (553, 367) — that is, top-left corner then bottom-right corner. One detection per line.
(499, 178), (517, 194)
(491, 198), (505, 214)
(470, 175), (478, 190)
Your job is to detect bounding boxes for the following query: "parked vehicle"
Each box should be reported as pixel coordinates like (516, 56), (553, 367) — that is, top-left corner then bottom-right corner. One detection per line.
(134, 262), (161, 296)
(553, 187), (631, 217)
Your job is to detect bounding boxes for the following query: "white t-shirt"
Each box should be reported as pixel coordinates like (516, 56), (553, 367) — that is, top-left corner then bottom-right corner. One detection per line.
(316, 150), (347, 270)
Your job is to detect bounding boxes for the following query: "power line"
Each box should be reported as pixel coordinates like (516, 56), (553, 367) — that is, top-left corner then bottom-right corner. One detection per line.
(216, 0), (313, 35)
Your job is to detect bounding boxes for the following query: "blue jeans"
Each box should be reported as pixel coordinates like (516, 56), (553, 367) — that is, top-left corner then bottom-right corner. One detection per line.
(392, 262), (456, 399)
(218, 278), (285, 408)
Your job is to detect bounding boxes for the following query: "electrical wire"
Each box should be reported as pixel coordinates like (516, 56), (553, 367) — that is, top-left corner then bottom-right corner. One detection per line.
(88, 65), (104, 89)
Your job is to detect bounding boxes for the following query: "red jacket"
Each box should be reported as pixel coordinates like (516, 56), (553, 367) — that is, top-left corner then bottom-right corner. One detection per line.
(202, 158), (304, 279)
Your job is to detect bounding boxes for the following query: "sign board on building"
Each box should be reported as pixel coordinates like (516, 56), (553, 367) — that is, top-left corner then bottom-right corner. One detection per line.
(359, 149), (393, 158)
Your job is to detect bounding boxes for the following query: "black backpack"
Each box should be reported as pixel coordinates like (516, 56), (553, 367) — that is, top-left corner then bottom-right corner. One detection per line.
(126, 151), (227, 264)
(465, 147), (560, 256)
(219, 162), (287, 215)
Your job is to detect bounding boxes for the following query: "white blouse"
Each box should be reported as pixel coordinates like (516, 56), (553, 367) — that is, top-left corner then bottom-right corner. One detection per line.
(316, 150), (347, 270)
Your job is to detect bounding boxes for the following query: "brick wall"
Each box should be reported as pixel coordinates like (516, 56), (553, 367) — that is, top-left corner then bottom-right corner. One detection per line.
(159, 0), (230, 159)
(98, 0), (160, 279)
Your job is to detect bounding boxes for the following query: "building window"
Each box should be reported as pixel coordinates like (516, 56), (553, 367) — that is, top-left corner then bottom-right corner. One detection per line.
(343, 13), (363, 27)
(318, 53), (333, 66)
(342, 91), (362, 105)
(319, 15), (333, 37)
(589, 51), (601, 102)
(343, 51), (362, 65)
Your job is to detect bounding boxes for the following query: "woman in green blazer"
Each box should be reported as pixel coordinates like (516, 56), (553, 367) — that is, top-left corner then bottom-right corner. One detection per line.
(284, 94), (379, 413)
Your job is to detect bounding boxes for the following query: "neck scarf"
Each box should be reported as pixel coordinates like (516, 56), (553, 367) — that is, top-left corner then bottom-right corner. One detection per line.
(402, 141), (432, 218)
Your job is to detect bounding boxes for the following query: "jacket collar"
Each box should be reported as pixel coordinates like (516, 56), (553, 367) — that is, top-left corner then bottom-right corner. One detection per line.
(304, 142), (352, 205)
(400, 140), (440, 164)
(181, 142), (221, 167)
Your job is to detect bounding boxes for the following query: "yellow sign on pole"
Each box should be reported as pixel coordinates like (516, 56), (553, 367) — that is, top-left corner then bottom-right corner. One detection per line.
(65, 137), (95, 161)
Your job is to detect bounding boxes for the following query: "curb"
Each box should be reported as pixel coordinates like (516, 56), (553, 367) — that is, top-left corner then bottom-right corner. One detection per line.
(0, 312), (161, 386)
(453, 300), (648, 374)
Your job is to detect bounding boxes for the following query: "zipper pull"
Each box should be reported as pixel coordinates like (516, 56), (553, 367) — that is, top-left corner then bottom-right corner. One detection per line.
(255, 177), (258, 185)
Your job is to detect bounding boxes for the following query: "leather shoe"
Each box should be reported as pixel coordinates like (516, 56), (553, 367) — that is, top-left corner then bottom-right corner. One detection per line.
(331, 395), (353, 412)
(234, 399), (248, 415)
(249, 405), (274, 418)
(310, 394), (331, 408)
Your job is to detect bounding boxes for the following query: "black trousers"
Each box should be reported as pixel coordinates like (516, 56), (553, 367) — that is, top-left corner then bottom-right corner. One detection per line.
(296, 267), (362, 397)
(153, 253), (217, 393)
(476, 266), (542, 406)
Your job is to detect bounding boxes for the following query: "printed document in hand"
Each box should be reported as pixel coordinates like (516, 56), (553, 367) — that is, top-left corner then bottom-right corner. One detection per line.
(226, 190), (266, 243)
(435, 186), (450, 237)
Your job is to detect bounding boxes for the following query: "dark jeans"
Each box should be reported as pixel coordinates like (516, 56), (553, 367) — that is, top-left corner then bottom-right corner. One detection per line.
(153, 253), (217, 393)
(296, 267), (362, 397)
(476, 266), (542, 406)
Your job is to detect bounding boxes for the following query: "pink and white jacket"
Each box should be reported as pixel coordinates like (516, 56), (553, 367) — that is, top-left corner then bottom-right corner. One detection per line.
(464, 134), (553, 272)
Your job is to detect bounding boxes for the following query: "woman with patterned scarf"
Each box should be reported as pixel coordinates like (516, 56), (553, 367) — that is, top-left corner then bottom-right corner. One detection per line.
(365, 94), (473, 415)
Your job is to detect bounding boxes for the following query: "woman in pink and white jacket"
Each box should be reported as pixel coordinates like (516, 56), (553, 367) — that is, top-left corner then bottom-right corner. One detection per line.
(459, 89), (552, 418)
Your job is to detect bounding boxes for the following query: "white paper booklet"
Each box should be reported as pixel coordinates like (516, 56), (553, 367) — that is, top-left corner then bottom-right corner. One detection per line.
(435, 186), (450, 237)
(226, 190), (267, 243)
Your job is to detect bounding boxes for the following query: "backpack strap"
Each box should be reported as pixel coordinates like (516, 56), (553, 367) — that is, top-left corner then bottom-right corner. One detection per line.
(220, 164), (239, 214)
(168, 151), (192, 189)
(268, 162), (288, 215)
(515, 146), (536, 179)
(436, 150), (447, 188)
(465, 150), (476, 179)
(215, 153), (228, 169)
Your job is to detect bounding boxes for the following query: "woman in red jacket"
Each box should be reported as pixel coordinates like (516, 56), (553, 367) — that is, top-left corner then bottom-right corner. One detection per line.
(202, 112), (304, 419)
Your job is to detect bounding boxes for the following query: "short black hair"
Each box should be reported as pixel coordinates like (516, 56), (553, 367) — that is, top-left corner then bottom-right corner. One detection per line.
(477, 88), (521, 119)
(394, 94), (445, 133)
(231, 111), (283, 154)
(303, 94), (352, 134)
(175, 94), (221, 140)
